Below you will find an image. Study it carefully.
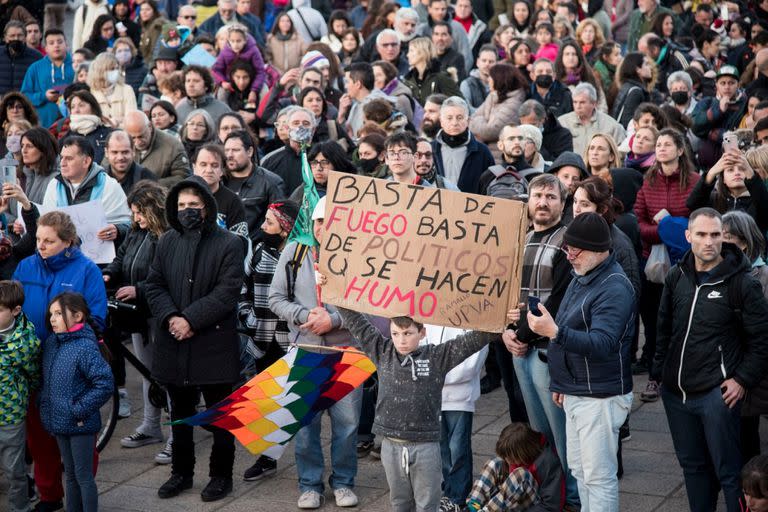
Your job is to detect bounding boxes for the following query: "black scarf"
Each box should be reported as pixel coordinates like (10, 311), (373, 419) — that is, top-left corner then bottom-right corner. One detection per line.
(441, 129), (469, 148)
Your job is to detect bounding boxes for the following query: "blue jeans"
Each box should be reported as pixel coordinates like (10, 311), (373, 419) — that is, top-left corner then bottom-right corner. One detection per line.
(513, 348), (579, 505)
(55, 434), (97, 512)
(440, 411), (473, 504)
(294, 385), (362, 492)
(564, 393), (633, 512)
(662, 386), (743, 512)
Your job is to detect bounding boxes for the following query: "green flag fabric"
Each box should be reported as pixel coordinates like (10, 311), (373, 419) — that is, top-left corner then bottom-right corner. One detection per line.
(288, 148), (320, 246)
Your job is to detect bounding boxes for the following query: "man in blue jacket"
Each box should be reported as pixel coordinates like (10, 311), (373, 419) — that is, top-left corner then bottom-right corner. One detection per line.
(21, 28), (73, 129)
(0, 21), (42, 96)
(525, 213), (635, 511)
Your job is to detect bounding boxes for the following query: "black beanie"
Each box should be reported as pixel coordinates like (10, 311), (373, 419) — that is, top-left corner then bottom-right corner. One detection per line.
(564, 213), (611, 252)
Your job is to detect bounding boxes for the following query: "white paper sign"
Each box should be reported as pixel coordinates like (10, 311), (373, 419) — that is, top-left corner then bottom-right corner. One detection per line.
(19, 200), (116, 264)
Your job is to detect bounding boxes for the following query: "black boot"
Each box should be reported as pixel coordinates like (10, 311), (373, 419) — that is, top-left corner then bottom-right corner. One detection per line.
(158, 474), (193, 499)
(201, 477), (233, 502)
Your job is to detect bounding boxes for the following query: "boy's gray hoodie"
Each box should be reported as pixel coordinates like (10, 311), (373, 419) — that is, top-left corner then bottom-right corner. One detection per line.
(337, 307), (490, 442)
(269, 241), (350, 347)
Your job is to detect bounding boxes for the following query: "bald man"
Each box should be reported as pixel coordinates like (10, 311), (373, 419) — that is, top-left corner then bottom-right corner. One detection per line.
(124, 110), (191, 187)
(747, 48), (768, 96)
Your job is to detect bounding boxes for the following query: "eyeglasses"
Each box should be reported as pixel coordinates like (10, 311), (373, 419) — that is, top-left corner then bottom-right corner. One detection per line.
(181, 14), (197, 19)
(386, 150), (413, 159)
(310, 159), (333, 170)
(564, 245), (583, 257)
(186, 122), (207, 129)
(414, 151), (433, 159)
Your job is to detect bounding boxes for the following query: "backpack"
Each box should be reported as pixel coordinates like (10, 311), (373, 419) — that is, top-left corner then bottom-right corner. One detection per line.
(285, 243), (310, 301)
(485, 165), (529, 200)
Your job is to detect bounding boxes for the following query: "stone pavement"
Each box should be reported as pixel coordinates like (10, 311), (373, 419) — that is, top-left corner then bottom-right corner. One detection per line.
(19, 368), (762, 512)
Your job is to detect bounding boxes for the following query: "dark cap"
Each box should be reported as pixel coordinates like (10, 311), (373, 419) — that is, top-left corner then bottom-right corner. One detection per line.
(564, 212), (611, 252)
(155, 46), (178, 62)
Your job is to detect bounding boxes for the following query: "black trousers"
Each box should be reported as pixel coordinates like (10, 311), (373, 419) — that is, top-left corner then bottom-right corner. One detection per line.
(168, 383), (235, 479)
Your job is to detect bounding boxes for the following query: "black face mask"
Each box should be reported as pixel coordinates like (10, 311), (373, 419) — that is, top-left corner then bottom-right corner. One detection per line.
(670, 91), (689, 105)
(7, 40), (24, 55)
(178, 208), (204, 230)
(261, 231), (284, 249)
(358, 157), (380, 175)
(535, 75), (554, 89)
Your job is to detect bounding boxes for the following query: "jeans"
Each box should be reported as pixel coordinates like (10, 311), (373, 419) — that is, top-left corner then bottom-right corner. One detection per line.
(662, 386), (743, 512)
(564, 393), (632, 512)
(0, 422), (29, 512)
(294, 385), (361, 492)
(380, 438), (442, 512)
(168, 383), (235, 479)
(131, 331), (163, 439)
(513, 348), (579, 504)
(56, 434), (98, 512)
(440, 411), (473, 505)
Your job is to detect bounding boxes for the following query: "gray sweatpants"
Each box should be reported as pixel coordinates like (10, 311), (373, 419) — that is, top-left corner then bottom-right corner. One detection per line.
(380, 437), (442, 512)
(0, 421), (30, 512)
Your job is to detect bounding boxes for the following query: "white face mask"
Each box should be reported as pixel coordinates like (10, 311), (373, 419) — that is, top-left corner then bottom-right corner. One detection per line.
(115, 50), (132, 65)
(160, 94), (174, 103)
(106, 69), (120, 84)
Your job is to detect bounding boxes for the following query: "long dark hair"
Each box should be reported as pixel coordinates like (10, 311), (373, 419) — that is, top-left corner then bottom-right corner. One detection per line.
(88, 14), (115, 44)
(127, 180), (168, 237)
(617, 52), (644, 86)
(645, 128), (696, 191)
(307, 141), (357, 174)
(271, 12), (294, 36)
(489, 63), (527, 102)
(46, 292), (102, 339)
(554, 41), (600, 91)
(574, 176), (623, 224)
(20, 127), (59, 176)
(298, 86), (328, 118)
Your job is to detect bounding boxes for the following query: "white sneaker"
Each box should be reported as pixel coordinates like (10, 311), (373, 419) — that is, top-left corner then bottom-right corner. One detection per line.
(118, 389), (131, 418)
(154, 440), (172, 465)
(297, 490), (323, 509)
(334, 487), (358, 507)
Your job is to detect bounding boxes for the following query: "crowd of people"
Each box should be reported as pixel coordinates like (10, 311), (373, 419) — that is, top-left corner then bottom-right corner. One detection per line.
(2, 0), (768, 510)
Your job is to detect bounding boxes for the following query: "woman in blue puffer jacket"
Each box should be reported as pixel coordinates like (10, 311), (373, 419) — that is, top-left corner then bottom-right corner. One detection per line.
(39, 291), (113, 512)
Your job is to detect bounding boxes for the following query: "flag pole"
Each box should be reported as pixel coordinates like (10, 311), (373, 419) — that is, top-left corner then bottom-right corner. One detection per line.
(295, 343), (367, 356)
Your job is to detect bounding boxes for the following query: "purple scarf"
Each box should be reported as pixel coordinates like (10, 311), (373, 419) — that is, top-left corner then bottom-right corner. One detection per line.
(564, 67), (582, 86)
(625, 151), (656, 172)
(382, 79), (399, 96)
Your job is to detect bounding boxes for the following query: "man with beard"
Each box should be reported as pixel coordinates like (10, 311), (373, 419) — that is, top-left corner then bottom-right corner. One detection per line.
(223, 130), (285, 242)
(356, 8), (419, 67)
(0, 21), (41, 96)
(431, 96), (495, 194)
(192, 144), (248, 241)
(237, 200), (299, 482)
(420, 94), (445, 139)
(547, 151), (588, 224)
(499, 173), (580, 509)
(414, 137), (458, 189)
(104, 130), (158, 196)
(460, 45), (496, 112)
(432, 21), (466, 81)
(478, 124), (535, 197)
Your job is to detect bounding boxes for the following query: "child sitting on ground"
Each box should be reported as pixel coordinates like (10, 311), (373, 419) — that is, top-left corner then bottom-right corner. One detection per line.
(467, 422), (564, 511)
(325, 293), (491, 512)
(0, 280), (40, 512)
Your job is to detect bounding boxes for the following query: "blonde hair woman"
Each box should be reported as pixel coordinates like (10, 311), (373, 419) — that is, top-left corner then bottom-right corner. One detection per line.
(402, 37), (461, 106)
(575, 18), (605, 64)
(86, 53), (138, 128)
(746, 144), (768, 181)
(584, 133), (622, 180)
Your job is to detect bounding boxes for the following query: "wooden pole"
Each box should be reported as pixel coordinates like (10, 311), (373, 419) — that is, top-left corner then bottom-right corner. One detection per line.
(294, 343), (367, 356)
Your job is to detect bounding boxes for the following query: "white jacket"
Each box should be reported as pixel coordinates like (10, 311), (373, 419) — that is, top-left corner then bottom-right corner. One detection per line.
(72, 0), (111, 51)
(423, 325), (488, 413)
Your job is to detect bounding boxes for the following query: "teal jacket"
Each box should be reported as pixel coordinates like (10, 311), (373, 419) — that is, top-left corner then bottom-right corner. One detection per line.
(21, 54), (74, 128)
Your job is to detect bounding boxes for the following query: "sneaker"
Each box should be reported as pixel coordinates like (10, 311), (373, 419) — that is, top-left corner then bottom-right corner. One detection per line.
(155, 440), (173, 465)
(201, 477), (233, 502)
(121, 431), (163, 448)
(631, 360), (649, 375)
(33, 501), (63, 512)
(297, 490), (323, 509)
(118, 389), (131, 418)
(619, 419), (631, 442)
(243, 455), (276, 481)
(439, 497), (462, 512)
(370, 444), (381, 459)
(640, 380), (660, 402)
(357, 440), (373, 458)
(334, 487), (359, 507)
(157, 474), (193, 499)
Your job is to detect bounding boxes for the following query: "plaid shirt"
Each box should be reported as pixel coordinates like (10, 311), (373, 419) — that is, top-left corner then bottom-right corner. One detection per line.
(466, 457), (539, 512)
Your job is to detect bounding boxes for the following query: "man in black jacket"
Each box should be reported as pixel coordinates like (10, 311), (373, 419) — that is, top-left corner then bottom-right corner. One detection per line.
(0, 21), (41, 96)
(104, 130), (157, 196)
(519, 99), (574, 162)
(653, 208), (768, 512)
(146, 177), (245, 503)
(223, 131), (285, 242)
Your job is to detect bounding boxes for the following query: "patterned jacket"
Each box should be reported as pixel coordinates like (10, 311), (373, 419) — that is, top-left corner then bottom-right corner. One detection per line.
(0, 313), (40, 426)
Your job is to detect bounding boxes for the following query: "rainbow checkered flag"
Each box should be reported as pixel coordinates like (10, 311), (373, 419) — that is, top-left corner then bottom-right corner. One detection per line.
(171, 346), (375, 458)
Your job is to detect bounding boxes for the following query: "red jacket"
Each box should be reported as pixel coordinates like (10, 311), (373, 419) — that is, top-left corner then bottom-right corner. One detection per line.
(634, 169), (699, 259)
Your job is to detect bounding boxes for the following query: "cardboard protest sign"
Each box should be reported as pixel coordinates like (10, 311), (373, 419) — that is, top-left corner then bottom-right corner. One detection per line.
(318, 172), (527, 333)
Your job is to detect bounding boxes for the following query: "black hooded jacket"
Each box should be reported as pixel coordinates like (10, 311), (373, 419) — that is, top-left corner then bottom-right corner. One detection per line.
(652, 243), (768, 401)
(145, 175), (245, 386)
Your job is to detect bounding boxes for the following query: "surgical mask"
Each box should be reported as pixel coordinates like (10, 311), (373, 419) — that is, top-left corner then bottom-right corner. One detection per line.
(5, 135), (20, 153)
(670, 91), (689, 105)
(106, 69), (120, 84)
(7, 40), (24, 54)
(289, 126), (313, 145)
(178, 207), (204, 230)
(534, 75), (553, 88)
(115, 49), (132, 65)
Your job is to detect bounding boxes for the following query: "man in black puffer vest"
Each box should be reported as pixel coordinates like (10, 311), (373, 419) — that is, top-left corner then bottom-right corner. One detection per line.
(146, 176), (245, 503)
(0, 21), (41, 96)
(653, 207), (768, 512)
